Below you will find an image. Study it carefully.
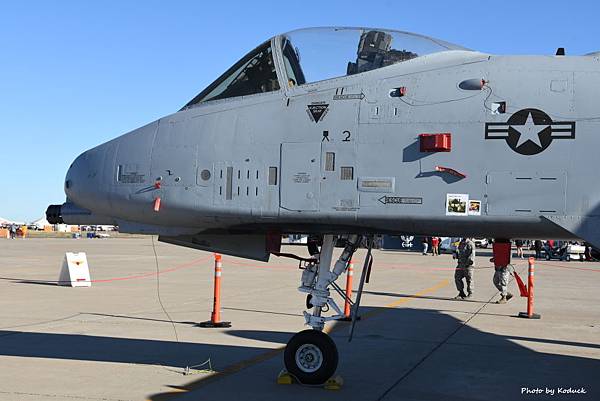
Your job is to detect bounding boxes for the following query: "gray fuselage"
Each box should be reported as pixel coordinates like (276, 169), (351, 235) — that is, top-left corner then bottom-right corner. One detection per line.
(51, 34), (600, 259)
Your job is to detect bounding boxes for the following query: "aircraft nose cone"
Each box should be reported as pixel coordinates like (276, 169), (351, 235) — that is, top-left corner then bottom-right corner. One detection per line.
(65, 152), (89, 202)
(64, 148), (105, 208)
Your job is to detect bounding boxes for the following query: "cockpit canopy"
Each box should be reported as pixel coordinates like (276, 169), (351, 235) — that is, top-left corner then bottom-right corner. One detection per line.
(183, 27), (467, 108)
(280, 27), (466, 86)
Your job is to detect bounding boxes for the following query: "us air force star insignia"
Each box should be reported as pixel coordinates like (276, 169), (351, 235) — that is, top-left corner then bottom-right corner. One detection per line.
(514, 112), (546, 148)
(485, 108), (575, 155)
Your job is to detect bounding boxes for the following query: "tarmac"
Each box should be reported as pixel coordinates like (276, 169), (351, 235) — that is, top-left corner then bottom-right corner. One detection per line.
(0, 237), (599, 401)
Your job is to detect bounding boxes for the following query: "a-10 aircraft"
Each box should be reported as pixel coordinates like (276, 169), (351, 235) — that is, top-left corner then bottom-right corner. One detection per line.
(47, 26), (600, 384)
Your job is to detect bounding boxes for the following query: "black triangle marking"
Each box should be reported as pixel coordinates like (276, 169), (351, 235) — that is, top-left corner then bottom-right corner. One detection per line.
(307, 104), (329, 123)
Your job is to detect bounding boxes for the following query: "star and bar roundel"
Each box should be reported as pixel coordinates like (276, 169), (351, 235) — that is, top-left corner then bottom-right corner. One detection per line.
(485, 108), (575, 155)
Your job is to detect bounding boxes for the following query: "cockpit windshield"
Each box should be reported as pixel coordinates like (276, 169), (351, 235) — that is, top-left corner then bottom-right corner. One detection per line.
(184, 41), (280, 108)
(281, 27), (467, 85)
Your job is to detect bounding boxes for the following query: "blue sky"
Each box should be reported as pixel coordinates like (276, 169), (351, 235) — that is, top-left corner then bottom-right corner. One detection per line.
(1, 0), (598, 221)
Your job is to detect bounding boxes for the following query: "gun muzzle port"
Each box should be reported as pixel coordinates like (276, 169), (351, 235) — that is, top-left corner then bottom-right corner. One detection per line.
(46, 204), (64, 224)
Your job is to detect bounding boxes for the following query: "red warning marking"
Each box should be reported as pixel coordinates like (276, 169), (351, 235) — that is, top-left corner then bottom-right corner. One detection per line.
(435, 165), (466, 178)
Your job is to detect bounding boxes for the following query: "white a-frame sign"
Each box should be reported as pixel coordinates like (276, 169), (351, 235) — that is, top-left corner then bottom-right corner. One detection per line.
(58, 252), (91, 287)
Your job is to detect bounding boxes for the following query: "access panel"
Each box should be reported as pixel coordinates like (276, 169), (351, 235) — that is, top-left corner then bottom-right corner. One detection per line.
(280, 143), (321, 211)
(486, 171), (566, 216)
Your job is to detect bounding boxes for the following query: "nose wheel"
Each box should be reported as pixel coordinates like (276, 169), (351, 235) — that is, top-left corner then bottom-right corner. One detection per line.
(283, 329), (338, 384)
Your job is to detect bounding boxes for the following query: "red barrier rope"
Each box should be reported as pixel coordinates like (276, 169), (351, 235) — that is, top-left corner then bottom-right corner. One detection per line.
(91, 255), (212, 283)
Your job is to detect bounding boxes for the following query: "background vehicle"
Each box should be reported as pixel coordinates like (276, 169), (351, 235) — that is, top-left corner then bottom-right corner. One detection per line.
(288, 234), (308, 244)
(440, 237), (461, 253)
(544, 241), (585, 262)
(565, 244), (586, 261)
(473, 238), (489, 248)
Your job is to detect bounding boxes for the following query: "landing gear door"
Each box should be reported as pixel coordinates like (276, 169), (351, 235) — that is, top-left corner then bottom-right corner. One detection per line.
(280, 143), (321, 211)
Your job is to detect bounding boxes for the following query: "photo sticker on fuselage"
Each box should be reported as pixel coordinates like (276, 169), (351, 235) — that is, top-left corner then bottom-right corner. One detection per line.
(446, 194), (469, 216)
(468, 200), (481, 216)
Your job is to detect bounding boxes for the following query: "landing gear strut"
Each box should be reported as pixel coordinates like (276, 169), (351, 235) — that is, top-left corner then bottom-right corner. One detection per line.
(283, 234), (363, 384)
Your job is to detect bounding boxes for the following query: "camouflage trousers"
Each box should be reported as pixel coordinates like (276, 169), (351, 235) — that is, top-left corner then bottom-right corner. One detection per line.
(454, 266), (474, 295)
(493, 266), (510, 296)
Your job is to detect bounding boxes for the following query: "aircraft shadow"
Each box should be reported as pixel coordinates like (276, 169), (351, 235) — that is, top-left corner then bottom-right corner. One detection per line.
(0, 329), (253, 369)
(0, 307), (597, 401)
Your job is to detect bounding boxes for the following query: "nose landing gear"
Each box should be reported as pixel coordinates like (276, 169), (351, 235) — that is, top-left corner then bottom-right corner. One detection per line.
(282, 234), (367, 385)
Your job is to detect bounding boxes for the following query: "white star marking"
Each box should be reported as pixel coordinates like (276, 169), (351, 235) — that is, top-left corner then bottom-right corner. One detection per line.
(513, 112), (548, 148)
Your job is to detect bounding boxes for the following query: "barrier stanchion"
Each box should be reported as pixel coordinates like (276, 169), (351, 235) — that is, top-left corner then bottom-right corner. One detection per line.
(343, 260), (354, 320)
(199, 253), (231, 328)
(518, 257), (541, 319)
(340, 260), (359, 322)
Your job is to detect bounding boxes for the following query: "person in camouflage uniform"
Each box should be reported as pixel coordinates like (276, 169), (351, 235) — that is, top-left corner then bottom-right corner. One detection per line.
(492, 239), (514, 304)
(493, 265), (513, 304)
(454, 238), (475, 300)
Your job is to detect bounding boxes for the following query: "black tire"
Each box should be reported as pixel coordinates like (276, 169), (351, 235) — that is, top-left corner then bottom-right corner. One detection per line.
(284, 329), (338, 385)
(545, 253), (550, 261)
(565, 254), (570, 262)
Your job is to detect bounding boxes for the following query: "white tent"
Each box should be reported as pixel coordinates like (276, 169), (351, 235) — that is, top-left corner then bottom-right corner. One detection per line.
(0, 217), (24, 226)
(29, 217), (50, 230)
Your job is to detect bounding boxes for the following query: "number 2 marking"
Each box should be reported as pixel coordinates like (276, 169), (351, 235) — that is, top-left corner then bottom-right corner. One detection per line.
(342, 130), (351, 142)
